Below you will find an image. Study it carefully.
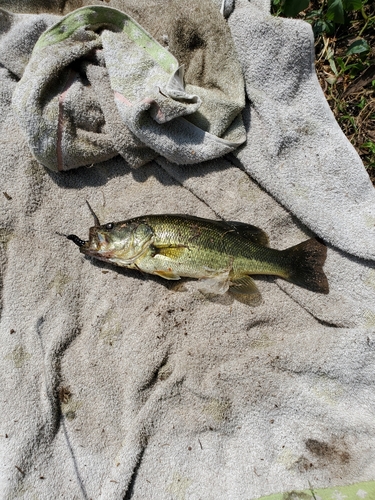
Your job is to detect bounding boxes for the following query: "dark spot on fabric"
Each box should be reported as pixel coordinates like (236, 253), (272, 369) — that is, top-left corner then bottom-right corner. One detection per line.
(175, 20), (206, 51)
(305, 438), (350, 464)
(295, 456), (314, 472)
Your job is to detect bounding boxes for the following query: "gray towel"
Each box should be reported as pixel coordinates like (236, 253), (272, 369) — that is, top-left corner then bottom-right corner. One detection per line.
(8, 2), (246, 171)
(1, 0), (375, 498)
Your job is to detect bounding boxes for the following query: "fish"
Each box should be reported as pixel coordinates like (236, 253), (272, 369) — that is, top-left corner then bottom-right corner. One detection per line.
(67, 202), (329, 303)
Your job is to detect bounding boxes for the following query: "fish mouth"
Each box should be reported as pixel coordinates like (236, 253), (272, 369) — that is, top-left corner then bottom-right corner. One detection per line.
(83, 239), (151, 265)
(67, 234), (103, 257)
(67, 228), (153, 266)
(83, 244), (150, 265)
(68, 228), (108, 251)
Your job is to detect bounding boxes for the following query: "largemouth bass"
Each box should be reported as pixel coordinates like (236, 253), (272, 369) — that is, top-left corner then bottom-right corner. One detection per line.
(67, 204), (329, 302)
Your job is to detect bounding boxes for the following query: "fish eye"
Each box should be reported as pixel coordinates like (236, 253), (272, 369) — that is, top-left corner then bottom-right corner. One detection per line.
(105, 222), (114, 230)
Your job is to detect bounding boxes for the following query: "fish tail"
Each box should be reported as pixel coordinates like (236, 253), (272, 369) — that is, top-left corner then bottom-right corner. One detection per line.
(282, 238), (329, 294)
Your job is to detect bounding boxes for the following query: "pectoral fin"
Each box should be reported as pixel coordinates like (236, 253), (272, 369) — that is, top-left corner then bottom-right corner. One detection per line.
(151, 246), (186, 279)
(229, 276), (262, 305)
(153, 270), (181, 280)
(154, 245), (188, 259)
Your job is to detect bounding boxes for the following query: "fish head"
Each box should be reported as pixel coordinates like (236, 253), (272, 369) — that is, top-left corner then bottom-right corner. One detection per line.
(70, 221), (154, 265)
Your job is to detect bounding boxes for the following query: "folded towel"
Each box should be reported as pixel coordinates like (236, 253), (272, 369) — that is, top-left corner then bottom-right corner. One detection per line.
(9, 2), (246, 171)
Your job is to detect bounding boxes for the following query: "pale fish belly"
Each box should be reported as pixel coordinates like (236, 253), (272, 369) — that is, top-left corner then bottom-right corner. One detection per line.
(133, 245), (235, 281)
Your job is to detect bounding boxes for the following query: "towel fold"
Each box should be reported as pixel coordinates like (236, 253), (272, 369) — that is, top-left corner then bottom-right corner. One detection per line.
(7, 2), (246, 171)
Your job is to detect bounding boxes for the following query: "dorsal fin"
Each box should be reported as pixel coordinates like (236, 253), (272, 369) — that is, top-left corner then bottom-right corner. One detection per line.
(226, 221), (269, 246)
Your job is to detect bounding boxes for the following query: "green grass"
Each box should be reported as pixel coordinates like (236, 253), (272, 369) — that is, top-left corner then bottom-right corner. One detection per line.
(271, 0), (375, 184)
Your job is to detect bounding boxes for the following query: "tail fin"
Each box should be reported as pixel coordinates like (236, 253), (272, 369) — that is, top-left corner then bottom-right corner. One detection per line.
(282, 238), (329, 294)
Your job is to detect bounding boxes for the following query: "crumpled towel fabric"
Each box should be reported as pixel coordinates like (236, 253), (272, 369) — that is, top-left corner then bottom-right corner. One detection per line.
(7, 2), (246, 171)
(1, 0), (375, 499)
(229, 0), (375, 261)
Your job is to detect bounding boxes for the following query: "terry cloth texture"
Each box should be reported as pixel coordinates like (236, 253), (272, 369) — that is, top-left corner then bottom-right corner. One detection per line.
(8, 1), (246, 172)
(1, 0), (375, 499)
(229, 0), (375, 260)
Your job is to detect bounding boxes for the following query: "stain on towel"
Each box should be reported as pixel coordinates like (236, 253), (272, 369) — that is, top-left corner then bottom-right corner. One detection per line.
(305, 438), (350, 465)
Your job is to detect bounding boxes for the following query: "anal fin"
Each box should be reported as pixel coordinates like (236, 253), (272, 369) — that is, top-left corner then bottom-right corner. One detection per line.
(229, 276), (262, 305)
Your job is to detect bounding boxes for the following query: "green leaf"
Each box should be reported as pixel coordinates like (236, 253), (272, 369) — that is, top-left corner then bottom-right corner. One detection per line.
(335, 57), (346, 71)
(346, 38), (370, 55)
(362, 141), (375, 154)
(283, 0), (309, 17)
(313, 18), (335, 35)
(326, 0), (345, 23)
(355, 97), (366, 109)
(329, 57), (339, 75)
(342, 0), (363, 11)
(305, 9), (322, 18)
(325, 74), (338, 84)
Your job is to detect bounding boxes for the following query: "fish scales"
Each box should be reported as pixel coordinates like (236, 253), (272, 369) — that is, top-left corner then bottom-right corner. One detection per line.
(134, 214), (290, 280)
(67, 208), (329, 301)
